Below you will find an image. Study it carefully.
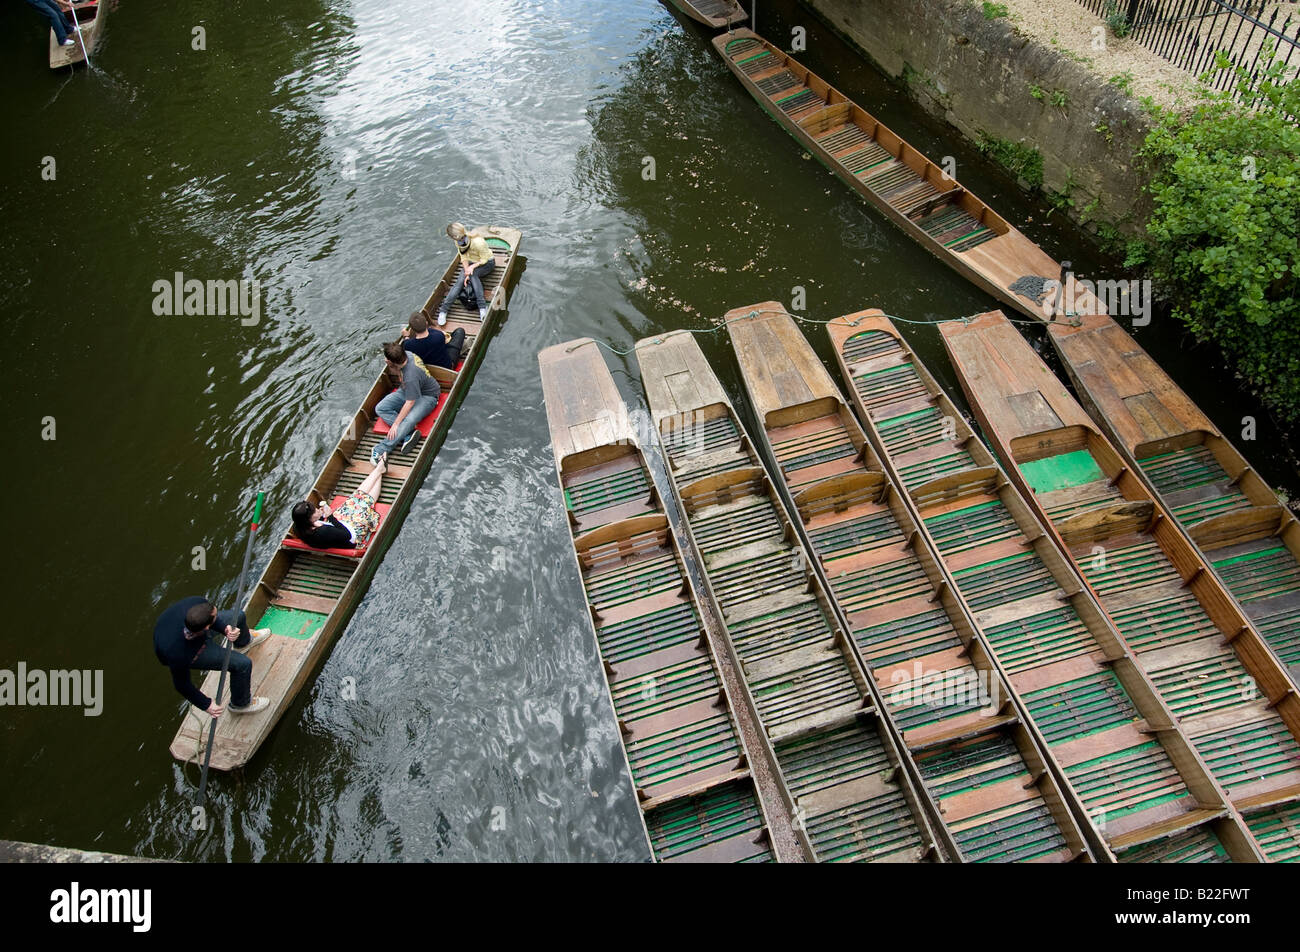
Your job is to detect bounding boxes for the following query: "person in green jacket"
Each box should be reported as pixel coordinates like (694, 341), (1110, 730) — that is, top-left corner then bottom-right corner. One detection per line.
(437, 222), (495, 326)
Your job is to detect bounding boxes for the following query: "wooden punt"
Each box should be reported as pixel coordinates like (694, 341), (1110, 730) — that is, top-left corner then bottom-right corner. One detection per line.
(1048, 312), (1300, 687)
(825, 307), (1264, 861)
(169, 227), (522, 771)
(49, 0), (104, 69)
(712, 29), (1102, 323)
(664, 0), (747, 30)
(646, 325), (1096, 862)
(941, 310), (1300, 860)
(636, 330), (953, 863)
(539, 337), (782, 863)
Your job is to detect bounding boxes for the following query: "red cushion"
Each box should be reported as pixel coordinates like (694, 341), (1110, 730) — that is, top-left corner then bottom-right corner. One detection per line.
(282, 498), (392, 557)
(372, 389), (450, 438)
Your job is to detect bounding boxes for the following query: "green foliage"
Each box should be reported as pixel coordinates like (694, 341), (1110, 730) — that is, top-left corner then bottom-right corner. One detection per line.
(1050, 89), (1069, 109)
(1029, 83), (1045, 101)
(1130, 51), (1300, 420)
(1104, 1), (1132, 38)
(1108, 71), (1135, 95)
(982, 1), (1009, 18)
(1029, 84), (1068, 109)
(978, 134), (1044, 188)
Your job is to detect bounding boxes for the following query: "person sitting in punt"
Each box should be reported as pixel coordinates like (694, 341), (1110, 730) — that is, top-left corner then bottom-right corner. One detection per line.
(291, 454), (387, 550)
(26, 0), (79, 48)
(437, 222), (495, 326)
(371, 341), (440, 462)
(401, 311), (465, 370)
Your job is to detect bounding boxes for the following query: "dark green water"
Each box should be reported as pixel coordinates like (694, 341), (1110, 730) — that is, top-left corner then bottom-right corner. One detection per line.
(1, 0), (1294, 861)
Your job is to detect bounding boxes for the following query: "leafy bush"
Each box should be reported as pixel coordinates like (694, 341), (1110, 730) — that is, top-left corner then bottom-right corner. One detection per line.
(1127, 52), (1300, 419)
(982, 2), (1009, 18)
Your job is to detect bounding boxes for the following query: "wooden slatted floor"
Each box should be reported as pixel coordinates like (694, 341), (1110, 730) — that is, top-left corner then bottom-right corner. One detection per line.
(834, 318), (1240, 862)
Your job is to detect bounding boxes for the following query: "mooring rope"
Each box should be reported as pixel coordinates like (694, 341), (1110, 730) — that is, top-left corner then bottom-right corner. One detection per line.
(569, 303), (1061, 357)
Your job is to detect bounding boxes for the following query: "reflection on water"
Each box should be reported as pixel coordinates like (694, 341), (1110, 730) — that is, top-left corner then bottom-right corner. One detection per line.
(0, 0), (1294, 861)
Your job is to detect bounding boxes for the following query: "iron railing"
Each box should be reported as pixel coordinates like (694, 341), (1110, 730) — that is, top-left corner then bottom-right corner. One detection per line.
(1074, 0), (1299, 96)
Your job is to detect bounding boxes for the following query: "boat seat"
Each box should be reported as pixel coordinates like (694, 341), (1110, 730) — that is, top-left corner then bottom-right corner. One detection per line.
(281, 495), (393, 557)
(372, 390), (447, 438)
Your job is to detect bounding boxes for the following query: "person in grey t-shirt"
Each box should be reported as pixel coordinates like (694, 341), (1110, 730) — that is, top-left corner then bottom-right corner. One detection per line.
(372, 341), (440, 463)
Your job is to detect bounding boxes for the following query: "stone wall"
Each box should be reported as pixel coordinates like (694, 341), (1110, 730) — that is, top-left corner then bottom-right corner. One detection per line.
(802, 0), (1155, 238)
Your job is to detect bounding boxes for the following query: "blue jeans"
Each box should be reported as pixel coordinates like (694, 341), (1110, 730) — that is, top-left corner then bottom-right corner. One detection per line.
(26, 0), (73, 44)
(190, 610), (253, 707)
(373, 389), (439, 457)
(442, 257), (495, 313)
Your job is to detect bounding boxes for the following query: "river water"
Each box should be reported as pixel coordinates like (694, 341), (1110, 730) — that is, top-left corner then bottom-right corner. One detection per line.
(1, 0), (1294, 861)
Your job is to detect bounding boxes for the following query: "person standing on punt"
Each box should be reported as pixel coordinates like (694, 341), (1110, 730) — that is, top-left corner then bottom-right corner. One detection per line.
(153, 598), (272, 717)
(437, 223), (495, 326)
(371, 341), (440, 463)
(401, 311), (465, 370)
(291, 454), (388, 550)
(25, 0), (78, 48)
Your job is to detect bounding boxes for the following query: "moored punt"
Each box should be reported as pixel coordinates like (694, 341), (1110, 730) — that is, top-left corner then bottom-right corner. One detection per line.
(49, 0), (104, 69)
(825, 309), (1263, 862)
(711, 29), (1099, 323)
(540, 338), (783, 863)
(1048, 312), (1300, 687)
(663, 0), (747, 30)
(668, 319), (1096, 862)
(169, 227), (521, 771)
(636, 330), (954, 863)
(938, 310), (1300, 861)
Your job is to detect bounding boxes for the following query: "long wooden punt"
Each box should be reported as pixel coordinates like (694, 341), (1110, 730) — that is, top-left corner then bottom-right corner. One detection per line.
(1049, 312), (1300, 684)
(940, 310), (1300, 861)
(540, 338), (782, 863)
(635, 331), (950, 863)
(49, 0), (104, 69)
(169, 227), (521, 771)
(825, 308), (1264, 862)
(664, 0), (747, 30)
(711, 30), (1106, 323)
(712, 314), (1099, 862)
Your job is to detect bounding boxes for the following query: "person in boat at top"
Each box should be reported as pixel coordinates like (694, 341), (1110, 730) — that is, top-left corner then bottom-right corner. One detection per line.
(26, 0), (79, 48)
(291, 454), (388, 550)
(370, 341), (440, 462)
(153, 597), (272, 717)
(437, 223), (495, 326)
(400, 311), (465, 370)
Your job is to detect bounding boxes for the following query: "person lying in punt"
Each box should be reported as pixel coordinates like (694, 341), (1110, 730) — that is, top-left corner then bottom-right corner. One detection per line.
(291, 454), (387, 550)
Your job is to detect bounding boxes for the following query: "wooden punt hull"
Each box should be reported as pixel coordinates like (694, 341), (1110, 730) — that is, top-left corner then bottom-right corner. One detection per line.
(49, 0), (104, 69)
(1048, 312), (1300, 691)
(826, 309), (1264, 861)
(664, 0), (747, 30)
(718, 308), (1098, 862)
(169, 227), (522, 771)
(636, 329), (953, 863)
(712, 29), (1100, 323)
(540, 338), (781, 863)
(939, 310), (1300, 861)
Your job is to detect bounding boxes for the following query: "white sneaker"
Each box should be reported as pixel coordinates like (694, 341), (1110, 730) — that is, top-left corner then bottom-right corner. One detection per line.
(479, 306), (489, 319)
(228, 697), (270, 714)
(436, 311), (447, 327)
(61, 38), (75, 47)
(236, 629), (273, 654)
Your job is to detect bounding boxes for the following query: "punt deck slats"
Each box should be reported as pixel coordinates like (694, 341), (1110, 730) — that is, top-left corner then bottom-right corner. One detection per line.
(541, 339), (776, 862)
(720, 309), (1097, 862)
(831, 311), (1266, 862)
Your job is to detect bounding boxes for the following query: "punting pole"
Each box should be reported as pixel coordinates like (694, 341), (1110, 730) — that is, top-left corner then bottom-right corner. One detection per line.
(68, 2), (91, 68)
(194, 491), (266, 805)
